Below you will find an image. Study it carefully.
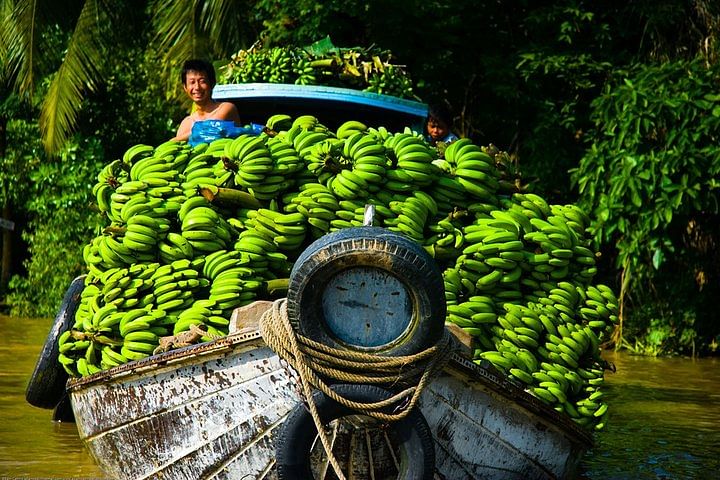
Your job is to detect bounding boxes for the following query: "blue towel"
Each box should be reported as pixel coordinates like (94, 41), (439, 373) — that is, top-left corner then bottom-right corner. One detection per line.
(188, 120), (264, 147)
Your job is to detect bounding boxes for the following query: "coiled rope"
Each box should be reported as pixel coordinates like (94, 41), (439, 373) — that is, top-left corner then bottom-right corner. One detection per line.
(259, 298), (456, 479)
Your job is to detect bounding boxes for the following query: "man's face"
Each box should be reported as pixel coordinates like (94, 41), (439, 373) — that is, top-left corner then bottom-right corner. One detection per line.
(427, 118), (449, 141)
(183, 70), (213, 103)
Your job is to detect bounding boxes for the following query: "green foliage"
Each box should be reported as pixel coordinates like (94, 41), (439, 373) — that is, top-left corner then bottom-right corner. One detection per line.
(80, 48), (180, 158)
(572, 57), (720, 355)
(0, 118), (38, 206)
(6, 136), (105, 317)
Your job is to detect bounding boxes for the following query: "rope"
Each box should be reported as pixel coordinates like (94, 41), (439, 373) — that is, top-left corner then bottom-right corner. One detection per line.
(260, 298), (456, 479)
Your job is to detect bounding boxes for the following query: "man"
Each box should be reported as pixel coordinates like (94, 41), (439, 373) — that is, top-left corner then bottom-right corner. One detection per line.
(172, 59), (242, 146)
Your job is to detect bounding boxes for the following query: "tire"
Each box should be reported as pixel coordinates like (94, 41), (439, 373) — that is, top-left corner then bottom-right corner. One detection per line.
(52, 391), (76, 423)
(287, 227), (445, 357)
(25, 275), (85, 409)
(276, 383), (435, 480)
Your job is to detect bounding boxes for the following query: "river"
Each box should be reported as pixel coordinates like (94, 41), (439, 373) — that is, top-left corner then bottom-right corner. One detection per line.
(1, 313), (719, 478)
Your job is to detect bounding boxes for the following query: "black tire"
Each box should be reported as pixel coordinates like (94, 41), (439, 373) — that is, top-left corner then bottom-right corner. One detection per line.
(287, 227), (445, 357)
(276, 383), (435, 480)
(25, 275), (85, 409)
(52, 392), (76, 423)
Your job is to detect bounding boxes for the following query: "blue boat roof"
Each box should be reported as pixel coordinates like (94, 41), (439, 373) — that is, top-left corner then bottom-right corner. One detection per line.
(213, 83), (428, 120)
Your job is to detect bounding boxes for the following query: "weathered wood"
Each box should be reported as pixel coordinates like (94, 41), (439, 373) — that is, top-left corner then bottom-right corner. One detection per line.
(444, 322), (474, 358)
(69, 328), (592, 480)
(71, 337), (297, 479)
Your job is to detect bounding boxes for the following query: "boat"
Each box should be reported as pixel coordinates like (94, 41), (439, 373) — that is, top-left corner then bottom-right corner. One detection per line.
(67, 303), (591, 480)
(64, 221), (592, 480)
(28, 83), (596, 479)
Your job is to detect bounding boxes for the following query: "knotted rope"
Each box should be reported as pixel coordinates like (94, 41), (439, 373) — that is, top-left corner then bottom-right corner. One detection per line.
(259, 298), (456, 479)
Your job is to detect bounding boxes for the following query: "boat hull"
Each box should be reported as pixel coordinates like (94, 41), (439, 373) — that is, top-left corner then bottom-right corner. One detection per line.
(69, 331), (591, 480)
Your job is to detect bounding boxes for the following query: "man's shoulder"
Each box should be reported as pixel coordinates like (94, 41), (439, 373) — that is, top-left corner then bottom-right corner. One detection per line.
(215, 101), (240, 120)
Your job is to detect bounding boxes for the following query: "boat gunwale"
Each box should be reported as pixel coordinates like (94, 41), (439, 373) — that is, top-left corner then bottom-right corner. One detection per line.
(67, 327), (593, 448)
(212, 83), (428, 119)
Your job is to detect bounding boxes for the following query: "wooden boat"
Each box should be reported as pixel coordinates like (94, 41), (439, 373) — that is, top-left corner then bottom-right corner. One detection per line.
(35, 85), (595, 479)
(67, 309), (592, 480)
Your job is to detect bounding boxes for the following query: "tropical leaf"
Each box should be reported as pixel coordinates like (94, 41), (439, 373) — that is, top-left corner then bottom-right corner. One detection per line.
(151, 0), (204, 100)
(0, 0), (40, 94)
(40, 0), (105, 153)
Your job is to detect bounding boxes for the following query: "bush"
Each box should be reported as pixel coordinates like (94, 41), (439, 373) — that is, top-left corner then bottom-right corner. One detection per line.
(6, 135), (105, 317)
(571, 57), (720, 355)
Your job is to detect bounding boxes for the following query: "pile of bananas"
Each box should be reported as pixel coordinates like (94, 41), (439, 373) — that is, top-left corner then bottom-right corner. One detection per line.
(219, 45), (416, 99)
(64, 115), (618, 432)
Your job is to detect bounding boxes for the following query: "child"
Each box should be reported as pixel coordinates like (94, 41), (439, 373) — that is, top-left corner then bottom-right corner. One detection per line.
(425, 102), (459, 146)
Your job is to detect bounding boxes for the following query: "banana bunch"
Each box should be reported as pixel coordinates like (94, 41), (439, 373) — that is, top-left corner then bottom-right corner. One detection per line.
(305, 132), (387, 201)
(179, 196), (235, 254)
(179, 145), (226, 191)
(267, 135), (303, 176)
(425, 217), (466, 261)
(336, 120), (368, 139)
(579, 284), (620, 340)
(386, 132), (436, 187)
(287, 182), (339, 237)
(265, 47), (294, 84)
(329, 199), (366, 231)
(234, 49), (266, 84)
(265, 114), (294, 133)
(92, 159), (129, 214)
(203, 249), (262, 315)
(223, 135), (273, 192)
(293, 55), (317, 86)
(445, 295), (498, 350)
(458, 219), (525, 293)
(442, 138), (500, 205)
(233, 228), (273, 278)
(245, 208), (308, 252)
(366, 65), (414, 98)
(292, 127), (332, 165)
(385, 191), (438, 243)
(148, 259), (207, 315)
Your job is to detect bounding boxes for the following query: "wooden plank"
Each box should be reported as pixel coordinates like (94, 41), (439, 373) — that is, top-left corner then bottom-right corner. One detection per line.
(420, 372), (578, 480)
(74, 344), (281, 434)
(79, 368), (296, 479)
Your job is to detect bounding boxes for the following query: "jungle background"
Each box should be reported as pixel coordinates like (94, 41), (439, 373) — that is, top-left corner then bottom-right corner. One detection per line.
(1, 0), (719, 356)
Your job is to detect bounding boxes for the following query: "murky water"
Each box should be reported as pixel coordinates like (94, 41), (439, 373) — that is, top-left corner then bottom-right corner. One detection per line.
(579, 350), (720, 479)
(0, 314), (104, 477)
(1, 313), (719, 478)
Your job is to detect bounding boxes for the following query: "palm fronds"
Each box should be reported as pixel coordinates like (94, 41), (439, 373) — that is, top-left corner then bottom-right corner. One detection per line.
(40, 0), (105, 153)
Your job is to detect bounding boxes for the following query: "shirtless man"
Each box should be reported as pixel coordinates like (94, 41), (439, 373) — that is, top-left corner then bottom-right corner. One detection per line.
(172, 59), (242, 144)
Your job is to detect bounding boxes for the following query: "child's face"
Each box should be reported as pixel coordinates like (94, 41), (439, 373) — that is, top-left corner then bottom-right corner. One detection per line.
(427, 118), (449, 142)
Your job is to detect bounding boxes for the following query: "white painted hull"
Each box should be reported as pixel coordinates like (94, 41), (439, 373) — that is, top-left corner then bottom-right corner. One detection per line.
(68, 330), (591, 480)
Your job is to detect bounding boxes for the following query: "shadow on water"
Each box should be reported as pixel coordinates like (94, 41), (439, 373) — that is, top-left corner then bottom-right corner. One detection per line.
(579, 350), (720, 480)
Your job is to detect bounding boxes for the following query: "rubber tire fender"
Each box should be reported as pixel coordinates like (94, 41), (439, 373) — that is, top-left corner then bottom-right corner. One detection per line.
(25, 275), (85, 409)
(287, 226), (446, 357)
(276, 383), (435, 480)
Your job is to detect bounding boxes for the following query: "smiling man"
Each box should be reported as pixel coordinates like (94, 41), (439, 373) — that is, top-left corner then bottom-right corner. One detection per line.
(172, 59), (242, 145)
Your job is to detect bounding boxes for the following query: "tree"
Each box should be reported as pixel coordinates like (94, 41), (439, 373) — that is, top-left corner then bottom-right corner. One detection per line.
(0, 0), (260, 156)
